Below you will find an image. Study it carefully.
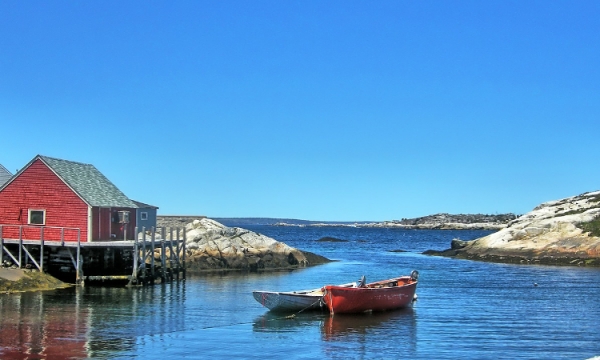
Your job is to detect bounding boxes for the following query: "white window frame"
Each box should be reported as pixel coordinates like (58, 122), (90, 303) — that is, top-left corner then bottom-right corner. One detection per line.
(28, 209), (46, 225)
(140, 212), (148, 221)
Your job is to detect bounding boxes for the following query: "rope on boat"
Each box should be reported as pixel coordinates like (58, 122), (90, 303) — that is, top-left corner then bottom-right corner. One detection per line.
(109, 297), (329, 339)
(283, 298), (323, 319)
(183, 298), (326, 331)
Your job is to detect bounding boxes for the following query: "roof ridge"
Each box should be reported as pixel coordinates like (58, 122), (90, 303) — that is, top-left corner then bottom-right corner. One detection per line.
(0, 163), (11, 174)
(37, 155), (138, 208)
(38, 155), (93, 167)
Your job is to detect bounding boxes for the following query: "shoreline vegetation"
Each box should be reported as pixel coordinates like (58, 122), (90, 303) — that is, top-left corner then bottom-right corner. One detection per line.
(0, 268), (71, 293)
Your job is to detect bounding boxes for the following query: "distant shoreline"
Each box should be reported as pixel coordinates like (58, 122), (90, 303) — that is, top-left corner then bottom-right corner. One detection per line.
(158, 213), (516, 231)
(270, 222), (505, 230)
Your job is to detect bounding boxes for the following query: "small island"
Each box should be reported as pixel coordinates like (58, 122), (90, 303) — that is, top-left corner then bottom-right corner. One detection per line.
(271, 213), (517, 230)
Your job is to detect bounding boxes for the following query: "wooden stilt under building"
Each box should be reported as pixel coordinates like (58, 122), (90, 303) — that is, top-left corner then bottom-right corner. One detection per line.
(0, 225), (186, 286)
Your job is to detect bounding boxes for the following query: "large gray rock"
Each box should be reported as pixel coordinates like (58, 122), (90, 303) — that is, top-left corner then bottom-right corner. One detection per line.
(182, 218), (310, 271)
(427, 191), (600, 266)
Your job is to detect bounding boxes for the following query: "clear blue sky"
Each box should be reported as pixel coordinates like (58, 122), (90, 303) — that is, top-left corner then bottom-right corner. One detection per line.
(1, 1), (599, 221)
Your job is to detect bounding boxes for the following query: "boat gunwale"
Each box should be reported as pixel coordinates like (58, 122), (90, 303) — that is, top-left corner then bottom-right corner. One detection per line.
(321, 274), (418, 314)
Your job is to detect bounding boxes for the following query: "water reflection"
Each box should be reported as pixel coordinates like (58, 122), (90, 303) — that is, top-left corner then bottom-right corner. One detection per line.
(0, 282), (187, 359)
(252, 311), (328, 333)
(321, 308), (418, 359)
(0, 290), (91, 359)
(253, 307), (417, 348)
(321, 308), (416, 340)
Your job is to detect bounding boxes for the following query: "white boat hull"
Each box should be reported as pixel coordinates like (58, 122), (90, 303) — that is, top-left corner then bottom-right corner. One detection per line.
(253, 289), (324, 312)
(253, 282), (357, 312)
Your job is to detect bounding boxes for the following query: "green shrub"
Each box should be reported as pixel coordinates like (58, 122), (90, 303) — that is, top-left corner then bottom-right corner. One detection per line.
(577, 216), (600, 237)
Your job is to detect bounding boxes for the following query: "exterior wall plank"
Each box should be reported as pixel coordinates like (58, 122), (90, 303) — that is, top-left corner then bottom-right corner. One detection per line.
(0, 159), (88, 241)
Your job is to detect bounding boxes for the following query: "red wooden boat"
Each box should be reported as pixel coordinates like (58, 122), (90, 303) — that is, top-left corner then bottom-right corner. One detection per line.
(322, 271), (419, 314)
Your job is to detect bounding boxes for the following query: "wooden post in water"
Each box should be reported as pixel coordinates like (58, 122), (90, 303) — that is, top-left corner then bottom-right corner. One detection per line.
(40, 227), (45, 273)
(182, 227), (186, 279)
(76, 229), (83, 286)
(160, 227), (166, 282)
(168, 228), (175, 280)
(176, 228), (180, 281)
(131, 226), (139, 286)
(18, 226), (22, 268)
(150, 227), (156, 284)
(142, 229), (147, 284)
(0, 226), (3, 265)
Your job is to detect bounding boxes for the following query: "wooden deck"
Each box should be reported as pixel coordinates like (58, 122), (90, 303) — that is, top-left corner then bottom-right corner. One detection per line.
(0, 225), (186, 286)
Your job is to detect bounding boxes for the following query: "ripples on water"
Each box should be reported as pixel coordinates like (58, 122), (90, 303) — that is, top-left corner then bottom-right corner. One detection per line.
(1, 226), (599, 359)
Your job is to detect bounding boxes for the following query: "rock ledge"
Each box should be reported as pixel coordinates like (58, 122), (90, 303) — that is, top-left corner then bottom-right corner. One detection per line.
(425, 191), (600, 267)
(160, 218), (332, 271)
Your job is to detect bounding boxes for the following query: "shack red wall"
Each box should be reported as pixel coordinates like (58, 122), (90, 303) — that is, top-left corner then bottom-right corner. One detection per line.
(91, 207), (137, 241)
(92, 207), (112, 240)
(112, 208), (137, 240)
(0, 159), (89, 242)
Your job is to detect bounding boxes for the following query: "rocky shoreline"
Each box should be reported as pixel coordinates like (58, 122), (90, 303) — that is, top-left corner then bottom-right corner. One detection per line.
(424, 191), (600, 267)
(158, 218), (333, 272)
(0, 268), (71, 293)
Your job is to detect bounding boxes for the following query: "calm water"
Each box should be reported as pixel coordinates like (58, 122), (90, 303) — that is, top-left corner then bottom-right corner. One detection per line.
(1, 226), (599, 359)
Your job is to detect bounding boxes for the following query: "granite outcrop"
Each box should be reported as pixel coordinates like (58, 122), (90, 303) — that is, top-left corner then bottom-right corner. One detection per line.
(425, 191), (600, 266)
(157, 218), (331, 271)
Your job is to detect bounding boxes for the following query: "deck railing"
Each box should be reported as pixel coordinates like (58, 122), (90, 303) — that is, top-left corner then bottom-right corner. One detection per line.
(1, 224), (82, 274)
(1, 224), (185, 287)
(0, 224), (81, 244)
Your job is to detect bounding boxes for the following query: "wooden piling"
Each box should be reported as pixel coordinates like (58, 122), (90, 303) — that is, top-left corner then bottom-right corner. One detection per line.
(142, 229), (147, 284)
(150, 227), (155, 284)
(130, 226), (139, 286)
(0, 225), (3, 265)
(160, 227), (166, 282)
(18, 226), (22, 268)
(40, 227), (45, 273)
(76, 230), (82, 286)
(182, 228), (186, 278)
(176, 228), (181, 281)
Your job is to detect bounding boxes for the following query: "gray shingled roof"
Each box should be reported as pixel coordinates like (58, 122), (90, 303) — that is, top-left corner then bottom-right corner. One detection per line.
(39, 155), (138, 208)
(0, 164), (12, 187)
(132, 200), (159, 209)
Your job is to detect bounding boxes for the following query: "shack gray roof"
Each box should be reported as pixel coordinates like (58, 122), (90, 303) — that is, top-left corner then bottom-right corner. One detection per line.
(0, 164), (12, 188)
(38, 155), (138, 208)
(132, 200), (159, 209)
